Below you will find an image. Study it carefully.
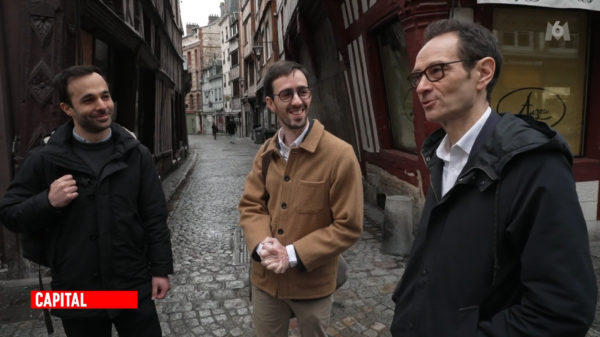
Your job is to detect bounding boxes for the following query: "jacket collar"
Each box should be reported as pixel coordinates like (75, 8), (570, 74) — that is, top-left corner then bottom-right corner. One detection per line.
(40, 120), (140, 169)
(263, 119), (322, 156)
(421, 111), (572, 180)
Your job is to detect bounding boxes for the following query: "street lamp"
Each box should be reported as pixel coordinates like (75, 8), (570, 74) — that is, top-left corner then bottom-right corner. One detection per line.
(252, 41), (273, 57)
(252, 45), (264, 57)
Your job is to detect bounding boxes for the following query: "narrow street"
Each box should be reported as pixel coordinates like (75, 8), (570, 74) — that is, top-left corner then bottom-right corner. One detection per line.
(160, 134), (403, 337)
(3, 133), (600, 336)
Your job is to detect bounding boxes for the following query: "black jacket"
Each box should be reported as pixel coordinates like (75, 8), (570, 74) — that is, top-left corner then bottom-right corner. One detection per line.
(391, 112), (597, 337)
(227, 122), (237, 135)
(0, 121), (173, 317)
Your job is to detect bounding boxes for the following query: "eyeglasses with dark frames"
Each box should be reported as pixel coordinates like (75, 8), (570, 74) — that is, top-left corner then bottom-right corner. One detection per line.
(406, 59), (480, 88)
(272, 87), (312, 102)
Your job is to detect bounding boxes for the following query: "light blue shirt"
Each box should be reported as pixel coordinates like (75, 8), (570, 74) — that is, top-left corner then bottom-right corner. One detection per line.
(72, 128), (112, 143)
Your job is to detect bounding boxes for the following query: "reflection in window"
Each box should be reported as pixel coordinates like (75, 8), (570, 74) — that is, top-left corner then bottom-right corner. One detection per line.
(492, 8), (588, 155)
(94, 38), (110, 79)
(377, 22), (416, 153)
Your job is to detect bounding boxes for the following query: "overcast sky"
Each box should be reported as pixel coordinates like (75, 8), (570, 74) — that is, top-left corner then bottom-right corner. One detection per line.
(179, 0), (224, 28)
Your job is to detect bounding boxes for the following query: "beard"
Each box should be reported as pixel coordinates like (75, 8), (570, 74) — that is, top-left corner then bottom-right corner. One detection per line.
(72, 108), (113, 134)
(279, 103), (308, 130)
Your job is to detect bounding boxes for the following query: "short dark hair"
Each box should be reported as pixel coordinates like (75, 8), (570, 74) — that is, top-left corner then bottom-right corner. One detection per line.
(53, 65), (106, 106)
(264, 60), (310, 98)
(424, 19), (503, 102)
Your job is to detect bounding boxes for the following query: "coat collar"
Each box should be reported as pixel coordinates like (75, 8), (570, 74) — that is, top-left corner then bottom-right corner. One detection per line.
(40, 120), (140, 173)
(262, 119), (323, 157)
(421, 111), (572, 180)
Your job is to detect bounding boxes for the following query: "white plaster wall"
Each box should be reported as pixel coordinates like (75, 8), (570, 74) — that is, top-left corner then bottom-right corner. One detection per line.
(576, 181), (598, 222)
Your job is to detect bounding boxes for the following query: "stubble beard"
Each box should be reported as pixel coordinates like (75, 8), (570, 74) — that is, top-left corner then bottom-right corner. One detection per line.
(281, 104), (308, 130)
(74, 108), (113, 134)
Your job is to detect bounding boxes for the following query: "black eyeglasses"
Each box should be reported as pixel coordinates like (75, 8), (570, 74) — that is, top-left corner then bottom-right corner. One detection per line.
(406, 59), (479, 88)
(272, 87), (312, 102)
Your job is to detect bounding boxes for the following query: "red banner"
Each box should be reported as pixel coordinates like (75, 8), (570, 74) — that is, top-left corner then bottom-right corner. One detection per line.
(31, 291), (138, 309)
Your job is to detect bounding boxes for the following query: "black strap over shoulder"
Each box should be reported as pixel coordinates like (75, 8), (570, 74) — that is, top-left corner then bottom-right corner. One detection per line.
(39, 265), (54, 334)
(261, 137), (273, 183)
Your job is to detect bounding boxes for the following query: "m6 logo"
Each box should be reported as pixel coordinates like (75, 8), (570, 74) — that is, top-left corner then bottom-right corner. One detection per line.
(545, 21), (570, 41)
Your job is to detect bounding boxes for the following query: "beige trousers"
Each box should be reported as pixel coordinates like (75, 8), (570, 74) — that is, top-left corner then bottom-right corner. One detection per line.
(252, 285), (333, 337)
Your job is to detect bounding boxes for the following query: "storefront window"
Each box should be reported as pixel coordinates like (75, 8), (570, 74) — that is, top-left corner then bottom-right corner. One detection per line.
(492, 8), (588, 155)
(378, 22), (416, 153)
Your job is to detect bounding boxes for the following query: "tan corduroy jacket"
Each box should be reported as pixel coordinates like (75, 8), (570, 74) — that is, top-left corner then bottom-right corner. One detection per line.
(239, 119), (363, 299)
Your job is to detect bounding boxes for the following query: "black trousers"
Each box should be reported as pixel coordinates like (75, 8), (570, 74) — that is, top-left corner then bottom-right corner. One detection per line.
(61, 283), (161, 337)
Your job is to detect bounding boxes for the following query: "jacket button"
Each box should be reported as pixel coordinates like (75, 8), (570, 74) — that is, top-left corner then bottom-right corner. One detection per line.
(88, 194), (95, 200)
(277, 229), (284, 235)
(284, 176), (290, 182)
(282, 203), (287, 209)
(409, 322), (414, 329)
(92, 273), (100, 279)
(422, 269), (427, 276)
(89, 234), (98, 241)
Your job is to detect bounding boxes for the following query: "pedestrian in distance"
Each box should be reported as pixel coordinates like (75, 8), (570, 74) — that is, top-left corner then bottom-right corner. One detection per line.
(390, 19), (597, 337)
(227, 120), (237, 143)
(212, 123), (218, 140)
(238, 60), (363, 337)
(0, 65), (173, 337)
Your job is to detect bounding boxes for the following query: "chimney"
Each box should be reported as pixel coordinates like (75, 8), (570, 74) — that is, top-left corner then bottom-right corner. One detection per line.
(186, 23), (199, 35)
(208, 14), (219, 24)
(220, 2), (225, 17)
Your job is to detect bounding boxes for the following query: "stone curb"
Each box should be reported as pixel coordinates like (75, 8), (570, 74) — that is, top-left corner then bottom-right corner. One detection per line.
(162, 149), (198, 203)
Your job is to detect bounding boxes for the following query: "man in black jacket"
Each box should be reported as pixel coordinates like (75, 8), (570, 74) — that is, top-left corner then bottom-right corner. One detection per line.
(0, 65), (173, 336)
(391, 19), (597, 336)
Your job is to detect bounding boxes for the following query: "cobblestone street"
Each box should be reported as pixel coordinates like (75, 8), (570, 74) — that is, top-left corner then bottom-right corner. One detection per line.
(0, 133), (405, 337)
(3, 133), (600, 336)
(158, 134), (404, 337)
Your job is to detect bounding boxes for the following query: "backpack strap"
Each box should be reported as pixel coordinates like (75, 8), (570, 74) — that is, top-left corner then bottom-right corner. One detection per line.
(39, 265), (54, 334)
(261, 137), (273, 183)
(38, 132), (55, 334)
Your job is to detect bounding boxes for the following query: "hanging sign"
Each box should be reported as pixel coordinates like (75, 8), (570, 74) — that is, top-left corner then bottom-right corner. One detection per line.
(477, 0), (600, 11)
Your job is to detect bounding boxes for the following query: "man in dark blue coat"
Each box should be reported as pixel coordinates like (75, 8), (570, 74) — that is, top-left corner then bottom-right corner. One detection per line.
(391, 19), (597, 337)
(0, 65), (173, 336)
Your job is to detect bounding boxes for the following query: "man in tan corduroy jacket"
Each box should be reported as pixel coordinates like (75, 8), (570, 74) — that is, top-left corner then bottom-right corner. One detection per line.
(238, 60), (363, 337)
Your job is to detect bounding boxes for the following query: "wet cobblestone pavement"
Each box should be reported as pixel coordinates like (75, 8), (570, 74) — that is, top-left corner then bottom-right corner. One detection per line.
(2, 133), (600, 336)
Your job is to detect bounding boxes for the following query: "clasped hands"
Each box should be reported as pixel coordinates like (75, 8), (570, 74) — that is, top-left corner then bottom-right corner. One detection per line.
(258, 237), (290, 274)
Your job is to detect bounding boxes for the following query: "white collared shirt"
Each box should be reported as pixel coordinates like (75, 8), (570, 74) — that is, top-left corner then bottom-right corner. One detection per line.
(257, 122), (311, 268)
(436, 107), (492, 196)
(277, 123), (310, 162)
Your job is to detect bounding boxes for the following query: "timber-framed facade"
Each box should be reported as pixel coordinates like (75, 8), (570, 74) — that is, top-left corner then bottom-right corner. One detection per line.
(0, 0), (189, 279)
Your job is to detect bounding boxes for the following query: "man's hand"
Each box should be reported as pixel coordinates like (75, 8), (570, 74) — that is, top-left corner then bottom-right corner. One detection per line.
(259, 238), (290, 274)
(48, 175), (78, 208)
(152, 276), (170, 300)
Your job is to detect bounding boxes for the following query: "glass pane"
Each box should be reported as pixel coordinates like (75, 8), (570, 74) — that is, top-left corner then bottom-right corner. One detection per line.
(377, 22), (416, 153)
(94, 38), (110, 78)
(492, 8), (588, 155)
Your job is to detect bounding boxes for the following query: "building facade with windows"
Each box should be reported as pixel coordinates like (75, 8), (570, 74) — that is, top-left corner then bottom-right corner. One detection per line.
(201, 59), (225, 134)
(220, 0), (243, 136)
(239, 0), (280, 140)
(274, 0), (600, 234)
(183, 23), (202, 134)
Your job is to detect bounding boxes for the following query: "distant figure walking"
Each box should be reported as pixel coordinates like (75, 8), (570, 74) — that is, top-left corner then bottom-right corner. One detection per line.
(211, 123), (218, 140)
(227, 121), (237, 144)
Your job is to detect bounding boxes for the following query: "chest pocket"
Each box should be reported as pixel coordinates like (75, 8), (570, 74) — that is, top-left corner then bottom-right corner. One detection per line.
(295, 180), (325, 214)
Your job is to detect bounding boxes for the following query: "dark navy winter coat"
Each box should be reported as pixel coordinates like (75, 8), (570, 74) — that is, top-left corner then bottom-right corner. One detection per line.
(0, 120), (173, 318)
(391, 112), (597, 337)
